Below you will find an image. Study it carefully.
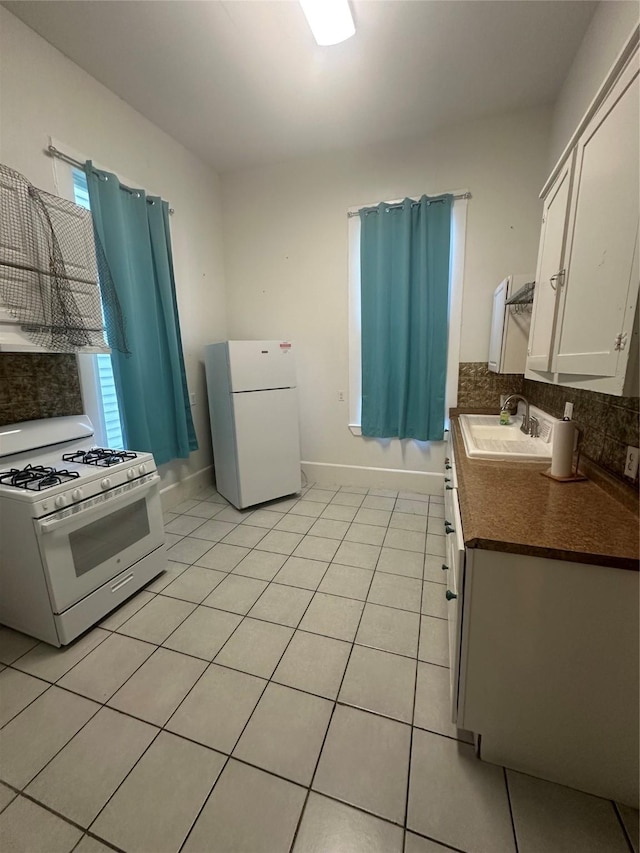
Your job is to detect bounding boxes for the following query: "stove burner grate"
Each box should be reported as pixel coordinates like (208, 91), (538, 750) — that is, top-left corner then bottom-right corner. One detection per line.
(0, 464), (81, 491)
(62, 447), (138, 468)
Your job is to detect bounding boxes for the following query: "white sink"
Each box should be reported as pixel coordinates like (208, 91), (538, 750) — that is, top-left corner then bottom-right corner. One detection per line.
(459, 410), (556, 461)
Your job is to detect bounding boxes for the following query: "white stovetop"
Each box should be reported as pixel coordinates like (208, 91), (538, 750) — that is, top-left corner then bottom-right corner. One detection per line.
(0, 438), (155, 506)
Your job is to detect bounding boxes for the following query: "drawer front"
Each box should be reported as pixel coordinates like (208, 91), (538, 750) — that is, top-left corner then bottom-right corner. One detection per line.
(55, 545), (165, 645)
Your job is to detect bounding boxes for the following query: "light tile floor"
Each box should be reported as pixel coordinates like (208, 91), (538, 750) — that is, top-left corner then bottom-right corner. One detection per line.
(0, 482), (637, 853)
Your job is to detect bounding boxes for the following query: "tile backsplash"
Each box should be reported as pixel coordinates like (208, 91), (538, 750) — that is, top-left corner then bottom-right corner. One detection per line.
(522, 378), (639, 484)
(0, 353), (83, 426)
(457, 362), (523, 409)
(456, 362), (639, 485)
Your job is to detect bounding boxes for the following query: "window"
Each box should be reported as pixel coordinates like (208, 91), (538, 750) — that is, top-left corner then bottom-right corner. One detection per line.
(72, 168), (125, 449)
(347, 192), (467, 437)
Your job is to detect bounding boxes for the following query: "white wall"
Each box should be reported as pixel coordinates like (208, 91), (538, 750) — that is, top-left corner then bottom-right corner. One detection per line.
(548, 1), (639, 166)
(0, 7), (227, 498)
(221, 107), (551, 480)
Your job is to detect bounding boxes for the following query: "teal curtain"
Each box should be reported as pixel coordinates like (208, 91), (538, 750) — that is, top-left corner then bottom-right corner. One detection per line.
(86, 163), (198, 465)
(359, 194), (452, 441)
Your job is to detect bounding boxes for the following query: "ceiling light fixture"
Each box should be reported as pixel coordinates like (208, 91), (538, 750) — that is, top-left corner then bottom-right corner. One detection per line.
(299, 0), (355, 46)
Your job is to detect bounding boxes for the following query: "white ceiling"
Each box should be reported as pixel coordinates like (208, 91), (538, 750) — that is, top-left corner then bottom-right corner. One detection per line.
(4, 0), (596, 173)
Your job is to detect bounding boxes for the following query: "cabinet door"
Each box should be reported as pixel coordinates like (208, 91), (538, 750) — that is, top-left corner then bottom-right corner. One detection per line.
(445, 491), (465, 724)
(526, 156), (574, 372)
(553, 51), (639, 377)
(488, 278), (508, 373)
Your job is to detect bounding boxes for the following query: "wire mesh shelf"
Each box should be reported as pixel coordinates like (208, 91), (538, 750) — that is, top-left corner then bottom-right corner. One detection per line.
(506, 280), (535, 306)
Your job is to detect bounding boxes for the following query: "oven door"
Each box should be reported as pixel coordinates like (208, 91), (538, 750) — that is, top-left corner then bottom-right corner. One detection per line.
(34, 474), (164, 613)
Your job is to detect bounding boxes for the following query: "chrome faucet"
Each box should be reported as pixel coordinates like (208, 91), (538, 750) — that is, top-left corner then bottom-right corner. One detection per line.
(501, 394), (538, 436)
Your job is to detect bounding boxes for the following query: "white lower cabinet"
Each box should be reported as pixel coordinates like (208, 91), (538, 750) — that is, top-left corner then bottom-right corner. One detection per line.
(456, 548), (639, 807)
(444, 492), (465, 723)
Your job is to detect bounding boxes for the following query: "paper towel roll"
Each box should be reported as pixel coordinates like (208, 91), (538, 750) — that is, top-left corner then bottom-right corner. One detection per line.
(551, 420), (576, 478)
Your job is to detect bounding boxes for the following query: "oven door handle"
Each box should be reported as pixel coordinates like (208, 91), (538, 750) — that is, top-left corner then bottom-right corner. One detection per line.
(36, 474), (161, 535)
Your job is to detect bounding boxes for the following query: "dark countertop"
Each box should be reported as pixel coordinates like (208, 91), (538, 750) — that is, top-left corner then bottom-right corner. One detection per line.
(451, 417), (639, 572)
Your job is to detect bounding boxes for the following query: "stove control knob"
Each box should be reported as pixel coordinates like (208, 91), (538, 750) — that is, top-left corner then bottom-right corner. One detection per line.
(101, 478), (111, 490)
(55, 495), (66, 508)
(139, 464), (147, 475)
(127, 468), (136, 480)
(72, 489), (83, 501)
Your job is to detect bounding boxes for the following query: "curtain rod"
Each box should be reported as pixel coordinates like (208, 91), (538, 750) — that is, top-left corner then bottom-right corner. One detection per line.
(347, 191), (471, 218)
(46, 144), (175, 215)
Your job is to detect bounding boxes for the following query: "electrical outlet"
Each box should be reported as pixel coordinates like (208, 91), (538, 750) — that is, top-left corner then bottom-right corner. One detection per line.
(189, 392), (196, 406)
(624, 446), (639, 480)
(338, 390), (345, 402)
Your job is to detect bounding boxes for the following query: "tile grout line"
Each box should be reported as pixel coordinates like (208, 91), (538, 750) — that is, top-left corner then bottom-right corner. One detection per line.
(157, 491), (342, 852)
(169, 484), (439, 562)
(0, 483), (447, 851)
(1, 602), (451, 721)
(2, 528), (447, 711)
(0, 625), (119, 728)
(406, 827), (470, 853)
(158, 568), (446, 620)
(1, 484), (438, 702)
(2, 646), (461, 746)
(168, 535), (442, 577)
(2, 696), (104, 809)
(70, 831), (123, 853)
(286, 517), (386, 853)
(174, 548), (336, 853)
(503, 766), (520, 853)
(3, 620), (466, 753)
(164, 486), (443, 618)
(402, 527), (425, 853)
(4, 481), (612, 852)
(77, 554), (304, 848)
(10, 786), (128, 853)
(6, 633), (172, 803)
(612, 801), (636, 853)
(3, 616), (199, 835)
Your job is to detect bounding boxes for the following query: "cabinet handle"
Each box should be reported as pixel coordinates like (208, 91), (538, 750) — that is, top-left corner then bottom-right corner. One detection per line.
(445, 464), (452, 470)
(444, 477), (451, 483)
(445, 522), (454, 534)
(445, 484), (454, 490)
(446, 589), (457, 601)
(441, 563), (448, 571)
(549, 269), (565, 291)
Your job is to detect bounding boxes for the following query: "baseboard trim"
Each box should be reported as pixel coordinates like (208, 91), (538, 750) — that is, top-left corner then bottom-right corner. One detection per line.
(160, 465), (214, 512)
(301, 461), (443, 494)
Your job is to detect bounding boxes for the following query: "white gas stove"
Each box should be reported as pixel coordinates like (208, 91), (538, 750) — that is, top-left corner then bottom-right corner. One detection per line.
(0, 416), (165, 646)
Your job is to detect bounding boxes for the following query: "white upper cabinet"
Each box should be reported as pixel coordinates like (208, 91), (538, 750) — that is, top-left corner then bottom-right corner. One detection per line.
(526, 39), (639, 396)
(526, 156), (573, 372)
(554, 54), (639, 379)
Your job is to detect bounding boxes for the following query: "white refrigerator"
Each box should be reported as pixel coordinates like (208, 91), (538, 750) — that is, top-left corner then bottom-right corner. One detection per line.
(204, 340), (302, 509)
